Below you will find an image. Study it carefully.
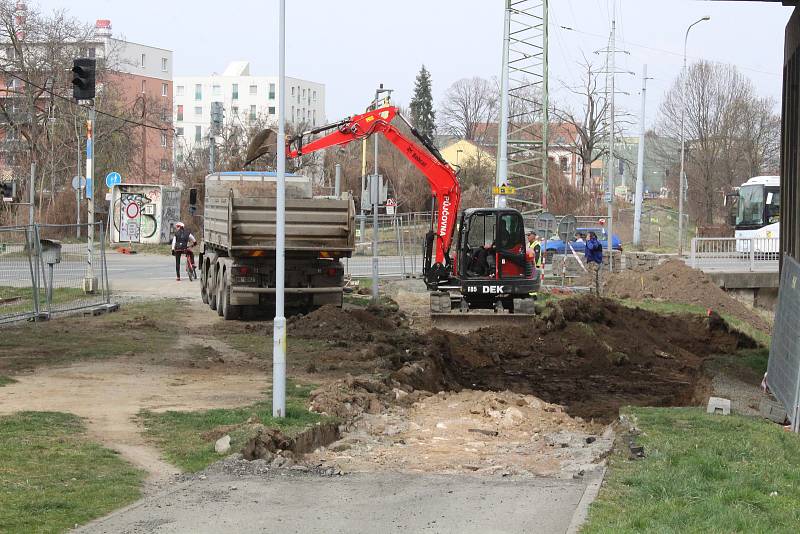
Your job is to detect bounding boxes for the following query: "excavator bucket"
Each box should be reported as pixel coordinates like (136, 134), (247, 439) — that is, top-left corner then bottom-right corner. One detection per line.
(244, 128), (278, 167)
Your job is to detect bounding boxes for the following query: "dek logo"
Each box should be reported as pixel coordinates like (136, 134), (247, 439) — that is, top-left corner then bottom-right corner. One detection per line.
(466, 285), (506, 294)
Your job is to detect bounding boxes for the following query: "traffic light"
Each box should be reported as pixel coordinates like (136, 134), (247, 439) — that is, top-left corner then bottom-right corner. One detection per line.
(210, 102), (224, 134)
(1, 181), (15, 202)
(71, 58), (96, 100)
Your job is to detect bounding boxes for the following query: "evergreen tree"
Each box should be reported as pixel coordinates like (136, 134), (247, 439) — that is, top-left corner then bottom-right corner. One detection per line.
(409, 65), (436, 139)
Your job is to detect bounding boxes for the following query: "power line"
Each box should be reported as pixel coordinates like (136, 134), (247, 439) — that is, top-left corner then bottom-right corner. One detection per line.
(0, 66), (174, 132)
(559, 25), (781, 78)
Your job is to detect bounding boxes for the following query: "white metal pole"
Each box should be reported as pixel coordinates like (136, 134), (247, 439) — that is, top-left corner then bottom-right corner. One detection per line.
(372, 87), (380, 303)
(633, 64), (648, 247)
(272, 0), (287, 418)
(495, 1), (511, 208)
(334, 163), (341, 197)
(606, 18), (616, 273)
(84, 107), (97, 293)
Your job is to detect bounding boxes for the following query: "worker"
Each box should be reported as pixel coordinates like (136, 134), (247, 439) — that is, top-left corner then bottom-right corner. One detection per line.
(526, 230), (543, 269)
(584, 231), (603, 295)
(172, 222), (197, 282)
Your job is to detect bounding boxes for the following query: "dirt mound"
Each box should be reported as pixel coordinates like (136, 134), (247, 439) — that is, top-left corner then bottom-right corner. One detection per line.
(289, 304), (413, 343)
(390, 296), (756, 422)
(604, 259), (771, 333)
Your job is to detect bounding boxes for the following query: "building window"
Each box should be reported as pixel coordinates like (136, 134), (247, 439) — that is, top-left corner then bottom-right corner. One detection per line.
(140, 53), (146, 68)
(291, 87), (295, 96)
(195, 126), (202, 142)
(177, 105), (184, 121)
(6, 47), (14, 59)
(269, 83), (276, 99)
(161, 57), (168, 72)
(249, 84), (257, 96)
(195, 84), (202, 100)
(313, 90), (317, 102)
(161, 83), (168, 97)
(194, 106), (202, 116)
(212, 84), (221, 97)
(313, 109), (316, 125)
(161, 132), (167, 147)
(231, 106), (238, 116)
(560, 157), (568, 172)
(160, 159), (169, 172)
(268, 106), (276, 115)
(249, 105), (256, 120)
(160, 107), (168, 122)
(232, 84), (239, 100)
(176, 127), (184, 137)
(141, 80), (146, 93)
(176, 85), (185, 97)
(302, 88), (306, 99)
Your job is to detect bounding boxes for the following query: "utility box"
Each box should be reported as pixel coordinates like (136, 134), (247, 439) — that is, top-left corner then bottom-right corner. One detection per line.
(110, 184), (181, 244)
(39, 239), (62, 265)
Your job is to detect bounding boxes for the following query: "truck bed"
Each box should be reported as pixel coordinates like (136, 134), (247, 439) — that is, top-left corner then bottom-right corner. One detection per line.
(203, 173), (355, 255)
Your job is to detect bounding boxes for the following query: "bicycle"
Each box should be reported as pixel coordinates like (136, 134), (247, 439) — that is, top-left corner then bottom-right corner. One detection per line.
(175, 245), (197, 281)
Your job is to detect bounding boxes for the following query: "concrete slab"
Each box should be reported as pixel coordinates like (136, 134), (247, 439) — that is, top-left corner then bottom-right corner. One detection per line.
(76, 471), (596, 534)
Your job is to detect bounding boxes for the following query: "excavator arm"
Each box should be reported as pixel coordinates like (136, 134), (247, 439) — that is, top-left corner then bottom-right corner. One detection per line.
(283, 106), (461, 283)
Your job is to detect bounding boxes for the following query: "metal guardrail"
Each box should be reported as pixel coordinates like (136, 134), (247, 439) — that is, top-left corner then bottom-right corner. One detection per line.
(690, 237), (780, 272)
(0, 223), (111, 325)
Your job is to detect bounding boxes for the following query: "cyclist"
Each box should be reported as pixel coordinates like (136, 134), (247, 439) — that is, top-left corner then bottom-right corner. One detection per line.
(171, 222), (197, 281)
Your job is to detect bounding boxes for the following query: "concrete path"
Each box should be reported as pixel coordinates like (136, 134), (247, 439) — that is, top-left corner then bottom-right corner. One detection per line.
(77, 471), (599, 534)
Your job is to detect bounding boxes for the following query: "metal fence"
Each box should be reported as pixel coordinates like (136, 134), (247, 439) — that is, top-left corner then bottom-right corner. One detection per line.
(0, 223), (110, 324)
(767, 255), (800, 432)
(690, 237), (780, 272)
(345, 212), (428, 278)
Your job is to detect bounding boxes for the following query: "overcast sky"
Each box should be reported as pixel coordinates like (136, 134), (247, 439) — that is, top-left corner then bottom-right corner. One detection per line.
(36, 0), (791, 131)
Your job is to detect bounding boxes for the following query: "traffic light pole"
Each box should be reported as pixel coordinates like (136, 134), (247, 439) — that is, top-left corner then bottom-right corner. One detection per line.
(84, 104), (98, 294)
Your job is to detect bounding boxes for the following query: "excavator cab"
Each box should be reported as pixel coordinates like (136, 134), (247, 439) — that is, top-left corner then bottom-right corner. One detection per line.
(444, 208), (539, 313)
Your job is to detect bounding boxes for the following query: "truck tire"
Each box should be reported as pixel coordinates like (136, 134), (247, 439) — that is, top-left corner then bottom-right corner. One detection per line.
(222, 288), (240, 321)
(208, 269), (218, 310)
(216, 271), (225, 317)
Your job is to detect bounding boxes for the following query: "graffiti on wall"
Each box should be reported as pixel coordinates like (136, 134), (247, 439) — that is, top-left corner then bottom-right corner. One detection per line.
(161, 189), (181, 242)
(114, 190), (158, 243)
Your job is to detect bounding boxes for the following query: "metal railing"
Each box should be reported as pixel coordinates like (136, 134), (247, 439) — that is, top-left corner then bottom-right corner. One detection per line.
(346, 212), (428, 278)
(0, 223), (111, 325)
(690, 237), (780, 272)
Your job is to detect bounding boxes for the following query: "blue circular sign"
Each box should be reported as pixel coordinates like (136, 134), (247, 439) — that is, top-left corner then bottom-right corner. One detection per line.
(105, 172), (122, 188)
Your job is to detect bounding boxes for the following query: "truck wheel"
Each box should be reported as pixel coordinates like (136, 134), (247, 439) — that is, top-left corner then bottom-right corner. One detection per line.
(201, 270), (209, 304)
(208, 270), (218, 310)
(216, 273), (225, 317)
(222, 289), (240, 321)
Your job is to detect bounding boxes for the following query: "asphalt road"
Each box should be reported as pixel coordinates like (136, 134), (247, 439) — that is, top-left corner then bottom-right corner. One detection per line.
(77, 471), (601, 534)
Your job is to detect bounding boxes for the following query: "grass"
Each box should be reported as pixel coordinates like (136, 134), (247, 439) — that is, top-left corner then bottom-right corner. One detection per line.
(0, 411), (144, 533)
(0, 299), (185, 375)
(583, 407), (800, 533)
(617, 298), (771, 348)
(0, 286), (89, 316)
(138, 382), (332, 473)
(0, 375), (17, 387)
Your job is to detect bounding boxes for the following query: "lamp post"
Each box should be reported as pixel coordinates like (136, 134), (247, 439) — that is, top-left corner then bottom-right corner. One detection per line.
(677, 15), (710, 256)
(273, 0), (287, 418)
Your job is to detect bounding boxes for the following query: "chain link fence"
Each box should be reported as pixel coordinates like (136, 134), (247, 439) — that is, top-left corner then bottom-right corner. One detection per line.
(0, 223), (111, 324)
(767, 255), (800, 432)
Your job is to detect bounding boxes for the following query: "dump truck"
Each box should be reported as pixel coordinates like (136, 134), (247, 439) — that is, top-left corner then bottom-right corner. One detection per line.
(198, 171), (355, 320)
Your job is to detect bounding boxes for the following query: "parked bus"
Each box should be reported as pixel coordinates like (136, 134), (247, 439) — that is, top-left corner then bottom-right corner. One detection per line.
(730, 175), (780, 252)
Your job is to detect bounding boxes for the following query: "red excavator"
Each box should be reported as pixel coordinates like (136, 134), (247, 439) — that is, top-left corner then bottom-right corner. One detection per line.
(246, 105), (539, 314)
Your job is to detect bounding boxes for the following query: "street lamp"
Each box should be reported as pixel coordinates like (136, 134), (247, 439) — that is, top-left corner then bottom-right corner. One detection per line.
(677, 15), (710, 256)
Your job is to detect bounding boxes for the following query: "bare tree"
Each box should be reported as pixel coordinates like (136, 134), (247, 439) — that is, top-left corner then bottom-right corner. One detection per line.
(439, 77), (498, 143)
(552, 61), (610, 193)
(657, 61), (780, 225)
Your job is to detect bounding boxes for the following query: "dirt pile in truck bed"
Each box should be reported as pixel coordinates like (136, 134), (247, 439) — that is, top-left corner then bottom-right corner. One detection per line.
(604, 259), (771, 333)
(294, 296), (757, 423)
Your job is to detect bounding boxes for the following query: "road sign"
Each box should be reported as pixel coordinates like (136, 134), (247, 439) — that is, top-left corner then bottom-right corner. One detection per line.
(125, 202), (140, 219)
(492, 185), (516, 196)
(558, 215), (578, 242)
(386, 198), (396, 215)
(105, 172), (122, 188)
(71, 176), (86, 191)
(533, 212), (557, 240)
(604, 192), (612, 204)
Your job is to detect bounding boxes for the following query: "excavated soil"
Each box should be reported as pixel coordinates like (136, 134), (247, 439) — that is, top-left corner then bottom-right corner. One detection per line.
(295, 296), (756, 424)
(604, 259), (772, 334)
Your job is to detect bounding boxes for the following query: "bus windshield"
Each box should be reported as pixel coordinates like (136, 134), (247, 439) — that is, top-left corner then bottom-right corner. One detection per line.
(737, 185), (765, 227)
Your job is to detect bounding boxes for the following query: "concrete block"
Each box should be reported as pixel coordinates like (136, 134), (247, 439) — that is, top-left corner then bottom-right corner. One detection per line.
(759, 398), (787, 424)
(706, 397), (731, 415)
